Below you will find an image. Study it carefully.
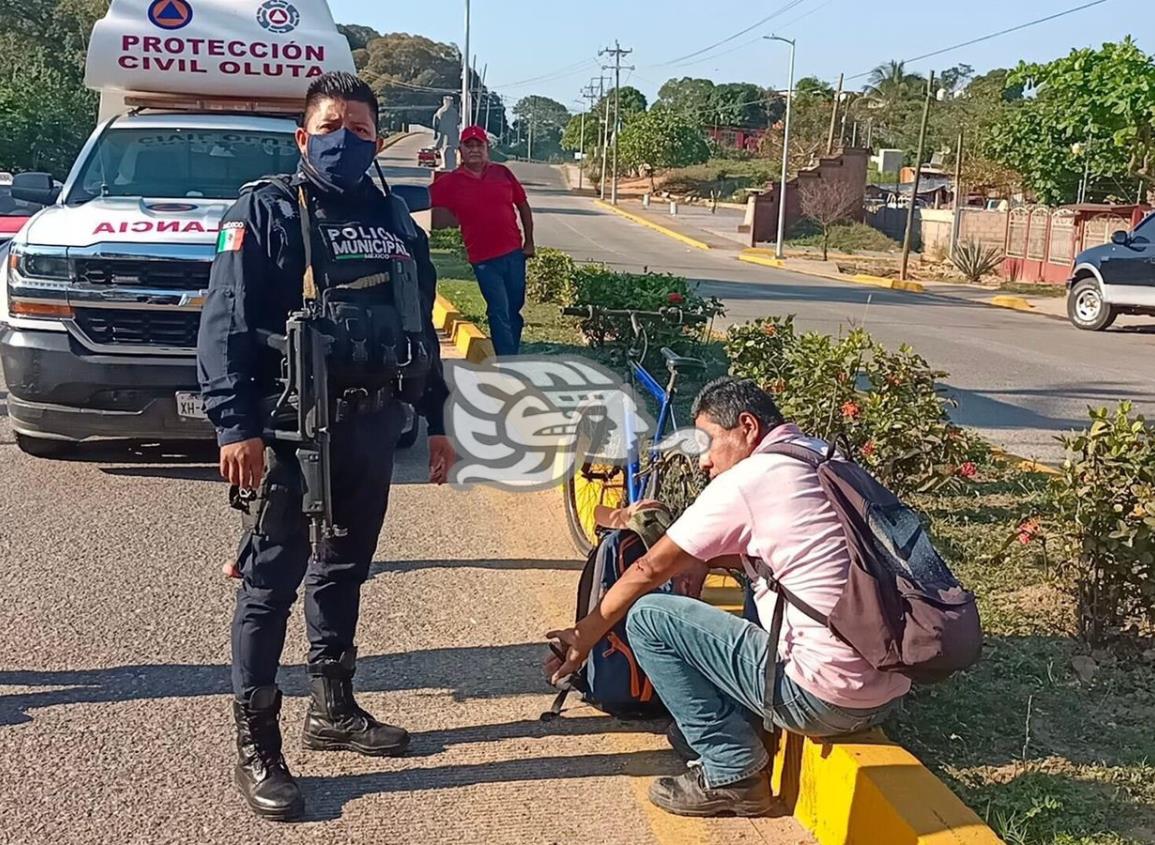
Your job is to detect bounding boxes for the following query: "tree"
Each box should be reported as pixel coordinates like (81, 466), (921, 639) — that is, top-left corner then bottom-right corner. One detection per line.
(712, 82), (780, 129)
(338, 24), (382, 52)
(594, 86), (648, 128)
(357, 32), (507, 136)
(512, 95), (571, 160)
(759, 77), (834, 178)
(656, 77), (716, 119)
(618, 109), (709, 189)
(0, 0), (106, 174)
(986, 39), (1155, 204)
(798, 177), (862, 260)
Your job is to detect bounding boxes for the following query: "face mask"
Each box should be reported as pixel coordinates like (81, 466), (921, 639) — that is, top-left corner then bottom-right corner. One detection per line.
(303, 128), (377, 193)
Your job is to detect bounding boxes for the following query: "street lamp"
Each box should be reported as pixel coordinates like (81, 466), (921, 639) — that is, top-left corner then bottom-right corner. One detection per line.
(461, 0), (472, 127)
(765, 35), (795, 260)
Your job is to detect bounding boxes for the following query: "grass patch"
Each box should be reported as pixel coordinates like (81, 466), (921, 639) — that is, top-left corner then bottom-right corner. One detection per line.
(431, 246), (583, 348)
(786, 221), (901, 253)
(999, 281), (1067, 299)
(892, 466), (1155, 845)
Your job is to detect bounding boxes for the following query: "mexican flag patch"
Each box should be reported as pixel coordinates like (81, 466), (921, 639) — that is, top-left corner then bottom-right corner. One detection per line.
(217, 222), (246, 253)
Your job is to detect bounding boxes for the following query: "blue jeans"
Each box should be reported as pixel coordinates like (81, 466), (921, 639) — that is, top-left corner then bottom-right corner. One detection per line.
(472, 250), (526, 356)
(626, 593), (900, 788)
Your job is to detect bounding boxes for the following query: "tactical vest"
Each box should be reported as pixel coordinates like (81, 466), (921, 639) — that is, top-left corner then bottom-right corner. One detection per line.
(295, 182), (431, 402)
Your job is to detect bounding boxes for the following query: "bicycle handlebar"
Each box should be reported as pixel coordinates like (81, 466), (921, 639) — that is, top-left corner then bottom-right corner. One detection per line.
(561, 305), (709, 325)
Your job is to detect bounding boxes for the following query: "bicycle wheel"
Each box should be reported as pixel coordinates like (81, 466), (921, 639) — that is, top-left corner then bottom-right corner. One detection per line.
(653, 451), (708, 519)
(563, 418), (627, 556)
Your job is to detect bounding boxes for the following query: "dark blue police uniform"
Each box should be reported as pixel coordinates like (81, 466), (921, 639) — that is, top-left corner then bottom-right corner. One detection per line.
(197, 169), (447, 707)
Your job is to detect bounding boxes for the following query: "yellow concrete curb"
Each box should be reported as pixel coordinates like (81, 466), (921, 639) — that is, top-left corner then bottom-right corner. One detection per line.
(773, 731), (1004, 844)
(451, 320), (495, 363)
(989, 295), (1035, 312)
(378, 130), (418, 152)
(593, 199), (712, 251)
(991, 448), (1061, 477)
(432, 293), (463, 335)
(738, 252), (786, 269)
(737, 250), (927, 293)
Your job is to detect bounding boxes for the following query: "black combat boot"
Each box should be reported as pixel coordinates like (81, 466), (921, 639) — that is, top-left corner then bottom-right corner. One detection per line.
(302, 649), (410, 757)
(233, 686), (304, 821)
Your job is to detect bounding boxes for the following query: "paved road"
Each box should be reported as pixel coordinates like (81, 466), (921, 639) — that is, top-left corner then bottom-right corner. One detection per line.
(392, 131), (1152, 466)
(0, 136), (809, 845)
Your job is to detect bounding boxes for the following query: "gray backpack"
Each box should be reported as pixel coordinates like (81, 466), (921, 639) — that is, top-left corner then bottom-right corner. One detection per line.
(760, 442), (982, 686)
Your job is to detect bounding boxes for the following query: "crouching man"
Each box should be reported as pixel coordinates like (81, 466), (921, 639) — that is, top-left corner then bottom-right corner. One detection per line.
(546, 378), (909, 817)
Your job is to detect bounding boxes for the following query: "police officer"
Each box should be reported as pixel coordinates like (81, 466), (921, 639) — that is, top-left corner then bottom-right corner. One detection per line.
(196, 71), (454, 821)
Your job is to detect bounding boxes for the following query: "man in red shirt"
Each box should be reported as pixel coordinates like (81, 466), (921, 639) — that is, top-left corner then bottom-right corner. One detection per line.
(430, 125), (535, 356)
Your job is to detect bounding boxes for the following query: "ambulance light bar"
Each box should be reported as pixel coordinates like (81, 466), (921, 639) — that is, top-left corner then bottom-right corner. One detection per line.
(124, 93), (303, 115)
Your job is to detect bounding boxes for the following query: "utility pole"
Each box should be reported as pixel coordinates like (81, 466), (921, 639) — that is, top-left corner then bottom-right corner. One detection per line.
(826, 72), (843, 155)
(579, 81), (599, 192)
(600, 41), (633, 205)
(901, 71), (934, 282)
(598, 75), (610, 200)
(950, 129), (964, 260)
(461, 0), (471, 128)
(484, 89), (492, 134)
(528, 111), (534, 162)
(765, 35), (796, 260)
(474, 62), (487, 125)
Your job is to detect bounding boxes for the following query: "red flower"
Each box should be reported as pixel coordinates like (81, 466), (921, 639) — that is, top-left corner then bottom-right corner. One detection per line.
(958, 461), (978, 479)
(841, 401), (861, 420)
(861, 441), (876, 457)
(1017, 519), (1040, 545)
(763, 323), (777, 336)
(667, 292), (685, 305)
(770, 378), (787, 394)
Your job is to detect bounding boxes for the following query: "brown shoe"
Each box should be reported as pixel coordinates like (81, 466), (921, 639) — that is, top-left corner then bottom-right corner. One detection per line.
(649, 767), (774, 817)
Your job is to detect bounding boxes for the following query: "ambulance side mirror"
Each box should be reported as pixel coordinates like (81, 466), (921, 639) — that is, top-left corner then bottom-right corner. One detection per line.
(11, 172), (60, 206)
(392, 184), (430, 214)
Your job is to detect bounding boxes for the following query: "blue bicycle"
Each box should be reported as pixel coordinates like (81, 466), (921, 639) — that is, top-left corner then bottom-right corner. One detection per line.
(560, 305), (709, 554)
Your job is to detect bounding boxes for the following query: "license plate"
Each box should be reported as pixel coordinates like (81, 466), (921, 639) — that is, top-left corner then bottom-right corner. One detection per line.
(175, 391), (207, 420)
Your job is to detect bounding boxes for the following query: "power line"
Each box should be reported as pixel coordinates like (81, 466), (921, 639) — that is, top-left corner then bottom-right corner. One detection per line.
(491, 57), (598, 89)
(846, 0), (1111, 81)
(654, 0), (809, 67)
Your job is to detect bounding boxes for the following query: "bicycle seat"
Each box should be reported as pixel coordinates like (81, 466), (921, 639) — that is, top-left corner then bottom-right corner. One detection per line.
(661, 347), (706, 372)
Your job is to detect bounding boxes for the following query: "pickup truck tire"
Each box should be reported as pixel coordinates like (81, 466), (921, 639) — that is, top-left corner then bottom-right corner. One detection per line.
(14, 433), (77, 459)
(1068, 278), (1117, 331)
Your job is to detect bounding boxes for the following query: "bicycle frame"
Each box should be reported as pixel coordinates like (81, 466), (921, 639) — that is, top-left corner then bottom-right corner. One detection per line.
(623, 357), (680, 504)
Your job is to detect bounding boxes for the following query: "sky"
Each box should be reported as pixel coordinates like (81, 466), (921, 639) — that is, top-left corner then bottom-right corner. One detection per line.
(330, 0), (1153, 113)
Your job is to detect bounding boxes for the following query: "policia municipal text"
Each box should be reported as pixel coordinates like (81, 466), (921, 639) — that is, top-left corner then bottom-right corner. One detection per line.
(196, 72), (454, 821)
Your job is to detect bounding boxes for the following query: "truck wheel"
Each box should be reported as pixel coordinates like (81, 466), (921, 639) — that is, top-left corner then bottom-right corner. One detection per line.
(14, 433), (78, 459)
(1068, 278), (1117, 331)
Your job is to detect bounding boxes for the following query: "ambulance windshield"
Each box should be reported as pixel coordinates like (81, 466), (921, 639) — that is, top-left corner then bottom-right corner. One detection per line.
(69, 127), (300, 202)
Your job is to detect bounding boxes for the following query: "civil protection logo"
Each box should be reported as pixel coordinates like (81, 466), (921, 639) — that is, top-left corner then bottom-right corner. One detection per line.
(256, 0), (300, 34)
(147, 0), (193, 30)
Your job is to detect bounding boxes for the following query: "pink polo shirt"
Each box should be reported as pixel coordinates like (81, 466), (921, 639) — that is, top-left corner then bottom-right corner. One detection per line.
(666, 424), (911, 709)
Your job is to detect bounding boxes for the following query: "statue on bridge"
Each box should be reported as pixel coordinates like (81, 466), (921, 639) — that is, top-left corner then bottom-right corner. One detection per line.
(432, 95), (460, 171)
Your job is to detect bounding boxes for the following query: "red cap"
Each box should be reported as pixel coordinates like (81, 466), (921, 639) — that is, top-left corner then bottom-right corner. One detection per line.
(460, 125), (489, 144)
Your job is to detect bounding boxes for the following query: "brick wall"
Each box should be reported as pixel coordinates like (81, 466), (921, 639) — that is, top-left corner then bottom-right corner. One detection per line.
(752, 148), (869, 244)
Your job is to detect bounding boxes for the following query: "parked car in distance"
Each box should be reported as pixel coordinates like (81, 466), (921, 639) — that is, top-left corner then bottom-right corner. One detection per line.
(417, 147), (440, 169)
(1068, 212), (1155, 330)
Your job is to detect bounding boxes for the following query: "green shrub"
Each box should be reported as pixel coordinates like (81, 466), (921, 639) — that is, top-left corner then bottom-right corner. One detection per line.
(570, 266), (723, 356)
(1045, 402), (1155, 644)
(526, 247), (577, 304)
(951, 240), (1003, 282)
(786, 221), (900, 253)
(428, 227), (464, 252)
(725, 316), (985, 496)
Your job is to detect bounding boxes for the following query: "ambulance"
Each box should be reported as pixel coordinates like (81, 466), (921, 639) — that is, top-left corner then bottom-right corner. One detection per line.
(0, 0), (399, 457)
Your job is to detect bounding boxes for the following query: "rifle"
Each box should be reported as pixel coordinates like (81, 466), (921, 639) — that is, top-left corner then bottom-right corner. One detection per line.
(259, 311), (344, 550)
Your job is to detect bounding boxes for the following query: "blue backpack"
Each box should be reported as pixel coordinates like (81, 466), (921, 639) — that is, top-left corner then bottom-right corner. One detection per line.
(543, 511), (673, 721)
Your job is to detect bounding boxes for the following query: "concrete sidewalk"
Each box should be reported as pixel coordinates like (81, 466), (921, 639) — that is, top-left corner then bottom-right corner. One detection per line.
(0, 334), (810, 845)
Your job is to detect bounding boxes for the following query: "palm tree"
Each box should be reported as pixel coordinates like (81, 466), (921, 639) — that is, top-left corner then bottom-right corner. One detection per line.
(863, 61), (923, 109)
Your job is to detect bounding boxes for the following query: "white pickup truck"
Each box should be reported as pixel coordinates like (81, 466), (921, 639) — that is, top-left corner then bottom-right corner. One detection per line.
(0, 0), (382, 457)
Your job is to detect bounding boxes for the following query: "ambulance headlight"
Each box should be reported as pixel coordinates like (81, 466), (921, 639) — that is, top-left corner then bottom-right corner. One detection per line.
(10, 245), (71, 281)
